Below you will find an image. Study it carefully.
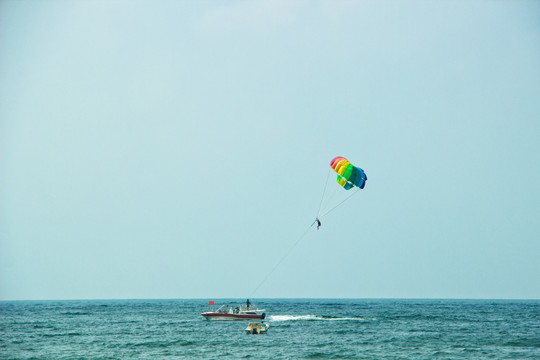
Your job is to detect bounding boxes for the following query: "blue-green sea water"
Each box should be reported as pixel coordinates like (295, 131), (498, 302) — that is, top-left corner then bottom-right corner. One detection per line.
(1, 299), (539, 359)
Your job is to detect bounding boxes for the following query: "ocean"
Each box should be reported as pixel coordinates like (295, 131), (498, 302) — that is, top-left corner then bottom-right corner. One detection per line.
(1, 299), (539, 359)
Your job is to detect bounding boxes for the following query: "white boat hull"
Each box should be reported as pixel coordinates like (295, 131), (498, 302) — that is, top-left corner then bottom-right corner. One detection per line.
(201, 311), (265, 321)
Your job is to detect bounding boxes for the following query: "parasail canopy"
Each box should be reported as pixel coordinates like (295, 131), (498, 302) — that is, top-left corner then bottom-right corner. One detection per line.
(330, 156), (367, 190)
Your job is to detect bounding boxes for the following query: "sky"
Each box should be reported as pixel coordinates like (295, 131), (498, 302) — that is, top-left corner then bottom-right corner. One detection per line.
(1, 0), (539, 301)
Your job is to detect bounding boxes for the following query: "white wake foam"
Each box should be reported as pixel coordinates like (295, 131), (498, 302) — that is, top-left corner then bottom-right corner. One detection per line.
(269, 314), (366, 322)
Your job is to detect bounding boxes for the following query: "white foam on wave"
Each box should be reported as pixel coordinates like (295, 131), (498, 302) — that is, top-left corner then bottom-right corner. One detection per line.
(269, 314), (366, 322)
(269, 315), (318, 321)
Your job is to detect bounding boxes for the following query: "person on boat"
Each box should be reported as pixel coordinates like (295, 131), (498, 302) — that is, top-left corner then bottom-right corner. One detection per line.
(316, 218), (321, 230)
(246, 299), (251, 310)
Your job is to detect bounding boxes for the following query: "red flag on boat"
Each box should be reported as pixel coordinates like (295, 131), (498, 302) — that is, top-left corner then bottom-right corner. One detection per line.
(209, 300), (214, 305)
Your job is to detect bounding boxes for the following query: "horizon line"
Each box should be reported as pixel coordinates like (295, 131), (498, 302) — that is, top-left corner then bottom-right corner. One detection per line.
(1, 296), (539, 302)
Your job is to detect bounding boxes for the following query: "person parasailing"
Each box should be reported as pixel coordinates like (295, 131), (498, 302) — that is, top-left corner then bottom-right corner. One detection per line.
(314, 157), (367, 229)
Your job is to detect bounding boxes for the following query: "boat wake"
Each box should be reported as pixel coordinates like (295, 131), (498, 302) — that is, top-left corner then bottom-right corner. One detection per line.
(269, 314), (366, 322)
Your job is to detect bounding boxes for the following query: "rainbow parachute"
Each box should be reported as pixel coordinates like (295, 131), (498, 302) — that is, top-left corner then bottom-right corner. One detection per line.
(330, 156), (367, 190)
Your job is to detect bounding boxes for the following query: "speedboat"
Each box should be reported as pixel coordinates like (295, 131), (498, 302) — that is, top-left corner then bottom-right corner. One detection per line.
(245, 322), (269, 334)
(201, 303), (266, 320)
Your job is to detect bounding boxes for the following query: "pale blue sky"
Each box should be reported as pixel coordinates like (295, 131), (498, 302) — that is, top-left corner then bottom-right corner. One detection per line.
(1, 0), (539, 300)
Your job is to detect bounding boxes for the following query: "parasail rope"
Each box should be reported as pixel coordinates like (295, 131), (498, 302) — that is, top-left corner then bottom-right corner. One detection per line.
(319, 183), (341, 218)
(250, 165), (362, 296)
(319, 187), (360, 219)
(316, 168), (332, 218)
(250, 223), (314, 297)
